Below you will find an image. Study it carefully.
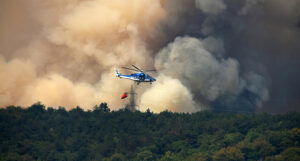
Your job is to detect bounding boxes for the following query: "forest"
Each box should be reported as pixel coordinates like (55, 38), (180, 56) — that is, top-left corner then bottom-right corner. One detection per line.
(0, 103), (300, 161)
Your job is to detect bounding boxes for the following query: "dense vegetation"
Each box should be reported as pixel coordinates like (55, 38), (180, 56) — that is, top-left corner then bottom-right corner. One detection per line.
(1, 103), (300, 161)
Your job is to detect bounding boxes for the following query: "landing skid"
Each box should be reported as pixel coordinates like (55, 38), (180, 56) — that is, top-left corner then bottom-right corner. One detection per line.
(135, 82), (153, 85)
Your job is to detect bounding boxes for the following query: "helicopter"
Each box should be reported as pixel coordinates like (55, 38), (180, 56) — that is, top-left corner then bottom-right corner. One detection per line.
(116, 65), (156, 85)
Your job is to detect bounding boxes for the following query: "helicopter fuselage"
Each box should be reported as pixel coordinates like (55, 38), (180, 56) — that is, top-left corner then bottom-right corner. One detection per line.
(116, 71), (156, 84)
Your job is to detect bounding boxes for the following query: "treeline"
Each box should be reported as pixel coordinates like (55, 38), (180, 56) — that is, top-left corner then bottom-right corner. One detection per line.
(0, 103), (300, 161)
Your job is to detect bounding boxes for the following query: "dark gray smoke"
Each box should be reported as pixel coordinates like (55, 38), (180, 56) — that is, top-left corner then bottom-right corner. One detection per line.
(150, 0), (300, 113)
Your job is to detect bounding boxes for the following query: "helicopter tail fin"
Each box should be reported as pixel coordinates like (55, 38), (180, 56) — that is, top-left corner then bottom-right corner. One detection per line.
(115, 69), (121, 77)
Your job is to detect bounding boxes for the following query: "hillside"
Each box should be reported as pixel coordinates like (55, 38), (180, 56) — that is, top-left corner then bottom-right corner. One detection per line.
(1, 103), (300, 161)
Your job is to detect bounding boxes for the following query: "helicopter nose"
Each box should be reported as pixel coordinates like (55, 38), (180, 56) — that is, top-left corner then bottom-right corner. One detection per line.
(152, 78), (156, 81)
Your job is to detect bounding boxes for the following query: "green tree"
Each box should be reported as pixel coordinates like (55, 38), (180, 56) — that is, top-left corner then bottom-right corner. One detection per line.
(158, 151), (179, 161)
(93, 103), (110, 113)
(107, 153), (126, 161)
(223, 133), (243, 146)
(212, 146), (244, 161)
(135, 150), (156, 161)
(273, 147), (300, 161)
(1, 103), (300, 161)
(186, 151), (209, 161)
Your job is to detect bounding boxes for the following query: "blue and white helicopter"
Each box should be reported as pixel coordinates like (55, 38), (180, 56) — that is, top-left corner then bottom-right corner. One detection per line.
(116, 65), (156, 85)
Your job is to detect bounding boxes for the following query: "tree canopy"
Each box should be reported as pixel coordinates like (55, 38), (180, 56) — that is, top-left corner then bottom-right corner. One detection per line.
(0, 103), (299, 161)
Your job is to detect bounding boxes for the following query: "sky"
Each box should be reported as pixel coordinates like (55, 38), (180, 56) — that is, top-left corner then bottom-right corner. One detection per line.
(1, 0), (299, 113)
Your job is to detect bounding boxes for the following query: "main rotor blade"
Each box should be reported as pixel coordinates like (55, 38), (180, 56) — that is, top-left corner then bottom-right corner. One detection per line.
(121, 67), (139, 72)
(144, 70), (157, 72)
(132, 65), (143, 72)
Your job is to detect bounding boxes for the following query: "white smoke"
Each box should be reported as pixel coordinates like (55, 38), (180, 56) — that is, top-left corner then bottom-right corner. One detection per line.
(195, 0), (226, 15)
(140, 75), (197, 113)
(244, 72), (269, 107)
(154, 37), (241, 101)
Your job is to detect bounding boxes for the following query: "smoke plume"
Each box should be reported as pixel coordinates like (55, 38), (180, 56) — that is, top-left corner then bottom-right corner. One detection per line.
(1, 0), (299, 113)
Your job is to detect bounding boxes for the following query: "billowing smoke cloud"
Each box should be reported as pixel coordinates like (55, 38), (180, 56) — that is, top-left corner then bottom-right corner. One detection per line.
(154, 37), (240, 101)
(1, 0), (299, 113)
(0, 0), (165, 110)
(140, 36), (268, 112)
(140, 75), (197, 113)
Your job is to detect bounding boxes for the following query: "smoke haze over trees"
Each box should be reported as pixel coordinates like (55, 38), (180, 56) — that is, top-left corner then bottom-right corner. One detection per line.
(1, 0), (300, 113)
